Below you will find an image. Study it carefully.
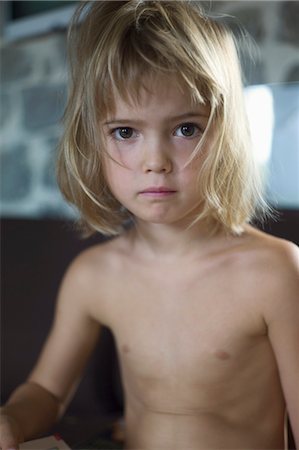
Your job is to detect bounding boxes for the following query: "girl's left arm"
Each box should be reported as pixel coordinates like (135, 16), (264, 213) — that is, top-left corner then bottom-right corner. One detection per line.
(265, 241), (299, 448)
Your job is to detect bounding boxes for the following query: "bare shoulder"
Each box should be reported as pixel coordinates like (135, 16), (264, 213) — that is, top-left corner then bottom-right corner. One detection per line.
(237, 226), (299, 315)
(65, 233), (129, 280)
(241, 225), (299, 273)
(58, 233), (131, 324)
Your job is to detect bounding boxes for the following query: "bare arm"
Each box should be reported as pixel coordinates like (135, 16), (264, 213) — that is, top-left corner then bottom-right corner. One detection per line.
(0, 250), (102, 449)
(0, 382), (60, 447)
(264, 241), (299, 447)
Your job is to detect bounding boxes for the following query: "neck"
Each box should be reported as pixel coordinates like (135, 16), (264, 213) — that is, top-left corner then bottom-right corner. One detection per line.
(128, 218), (225, 262)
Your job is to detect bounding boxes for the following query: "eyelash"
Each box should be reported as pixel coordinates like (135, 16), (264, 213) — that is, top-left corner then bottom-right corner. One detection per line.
(109, 122), (203, 141)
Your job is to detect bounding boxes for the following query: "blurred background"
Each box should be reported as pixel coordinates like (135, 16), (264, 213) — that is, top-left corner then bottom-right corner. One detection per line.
(1, 1), (298, 448)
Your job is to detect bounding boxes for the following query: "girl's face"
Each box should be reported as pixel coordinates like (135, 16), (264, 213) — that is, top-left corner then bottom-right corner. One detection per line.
(102, 75), (211, 227)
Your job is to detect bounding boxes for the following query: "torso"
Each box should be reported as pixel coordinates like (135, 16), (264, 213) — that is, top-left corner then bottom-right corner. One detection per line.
(87, 226), (287, 449)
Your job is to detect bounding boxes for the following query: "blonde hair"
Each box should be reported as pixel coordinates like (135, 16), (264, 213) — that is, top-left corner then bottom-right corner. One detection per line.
(57, 0), (270, 237)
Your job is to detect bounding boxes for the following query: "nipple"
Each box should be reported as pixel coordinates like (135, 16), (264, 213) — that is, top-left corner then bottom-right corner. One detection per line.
(122, 344), (130, 353)
(214, 350), (230, 360)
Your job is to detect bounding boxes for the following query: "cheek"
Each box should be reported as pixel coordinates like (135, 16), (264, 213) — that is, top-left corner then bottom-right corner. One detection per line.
(173, 138), (206, 170)
(103, 157), (132, 196)
(106, 141), (138, 170)
(178, 154), (203, 184)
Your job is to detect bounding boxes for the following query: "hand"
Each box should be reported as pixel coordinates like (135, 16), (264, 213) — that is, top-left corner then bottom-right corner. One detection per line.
(0, 412), (24, 450)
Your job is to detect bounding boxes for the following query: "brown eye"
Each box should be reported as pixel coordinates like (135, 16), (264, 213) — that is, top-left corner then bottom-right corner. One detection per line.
(180, 124), (196, 137)
(175, 123), (201, 138)
(118, 127), (133, 139)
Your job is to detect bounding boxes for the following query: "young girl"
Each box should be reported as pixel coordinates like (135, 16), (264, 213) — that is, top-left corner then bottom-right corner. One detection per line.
(1, 1), (298, 449)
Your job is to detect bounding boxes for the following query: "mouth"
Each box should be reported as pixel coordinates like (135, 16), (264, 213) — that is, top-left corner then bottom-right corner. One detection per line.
(139, 187), (177, 197)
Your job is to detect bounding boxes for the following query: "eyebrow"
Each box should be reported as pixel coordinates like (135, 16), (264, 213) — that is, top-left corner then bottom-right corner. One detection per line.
(103, 111), (210, 126)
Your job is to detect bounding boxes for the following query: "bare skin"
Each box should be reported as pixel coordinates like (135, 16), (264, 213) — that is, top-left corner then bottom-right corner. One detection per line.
(87, 225), (299, 449)
(106, 225), (296, 449)
(1, 76), (298, 449)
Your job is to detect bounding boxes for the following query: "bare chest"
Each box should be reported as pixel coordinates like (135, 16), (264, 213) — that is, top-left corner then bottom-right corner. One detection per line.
(106, 267), (272, 412)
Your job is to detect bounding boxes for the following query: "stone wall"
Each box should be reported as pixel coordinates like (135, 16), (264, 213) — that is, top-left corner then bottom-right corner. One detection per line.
(0, 32), (74, 218)
(1, 1), (298, 219)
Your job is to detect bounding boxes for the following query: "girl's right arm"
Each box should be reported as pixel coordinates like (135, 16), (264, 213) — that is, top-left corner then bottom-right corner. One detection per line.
(0, 250), (102, 449)
(0, 382), (61, 449)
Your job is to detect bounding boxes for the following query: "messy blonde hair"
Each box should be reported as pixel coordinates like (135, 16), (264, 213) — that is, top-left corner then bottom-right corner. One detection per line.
(57, 0), (270, 236)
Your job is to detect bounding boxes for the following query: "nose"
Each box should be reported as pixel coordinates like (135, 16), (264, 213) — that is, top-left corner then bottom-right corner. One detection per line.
(142, 137), (172, 174)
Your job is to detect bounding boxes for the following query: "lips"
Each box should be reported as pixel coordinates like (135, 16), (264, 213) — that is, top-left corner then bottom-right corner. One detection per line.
(139, 186), (177, 198)
(140, 186), (177, 194)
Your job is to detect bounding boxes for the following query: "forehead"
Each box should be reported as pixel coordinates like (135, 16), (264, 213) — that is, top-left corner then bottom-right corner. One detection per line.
(105, 74), (210, 121)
